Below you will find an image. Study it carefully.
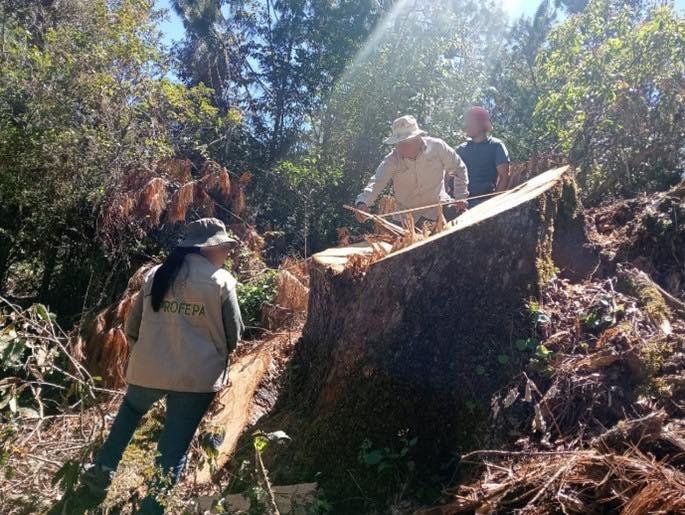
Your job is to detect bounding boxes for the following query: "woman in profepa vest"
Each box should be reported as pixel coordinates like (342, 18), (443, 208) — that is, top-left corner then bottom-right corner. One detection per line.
(70, 218), (244, 514)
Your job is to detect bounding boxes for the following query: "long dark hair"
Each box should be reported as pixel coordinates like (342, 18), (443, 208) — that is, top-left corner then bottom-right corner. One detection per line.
(151, 247), (201, 311)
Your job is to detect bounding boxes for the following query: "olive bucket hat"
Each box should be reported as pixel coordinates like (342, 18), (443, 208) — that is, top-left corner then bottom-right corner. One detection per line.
(179, 218), (238, 248)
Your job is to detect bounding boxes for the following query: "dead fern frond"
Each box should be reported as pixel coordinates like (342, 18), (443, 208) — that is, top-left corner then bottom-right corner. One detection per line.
(200, 160), (222, 178)
(135, 177), (168, 227)
(230, 183), (247, 216)
(167, 182), (195, 224)
(157, 158), (192, 183)
(193, 181), (216, 217)
(74, 263), (155, 388)
(201, 168), (231, 202)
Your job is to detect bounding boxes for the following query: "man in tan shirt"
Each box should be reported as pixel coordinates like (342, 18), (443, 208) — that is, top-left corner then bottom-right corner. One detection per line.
(355, 115), (469, 223)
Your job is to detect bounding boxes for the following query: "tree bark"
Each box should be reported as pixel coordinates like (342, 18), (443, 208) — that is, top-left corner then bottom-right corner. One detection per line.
(244, 167), (594, 503)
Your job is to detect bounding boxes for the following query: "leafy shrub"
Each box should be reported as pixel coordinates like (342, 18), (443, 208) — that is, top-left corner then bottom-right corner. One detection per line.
(236, 271), (278, 331)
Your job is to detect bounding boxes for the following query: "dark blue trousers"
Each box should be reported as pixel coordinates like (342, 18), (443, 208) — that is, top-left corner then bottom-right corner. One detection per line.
(96, 384), (215, 513)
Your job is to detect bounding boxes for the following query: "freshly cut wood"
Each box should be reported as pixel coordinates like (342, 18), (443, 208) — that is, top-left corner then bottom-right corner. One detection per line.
(196, 334), (296, 483)
(195, 343), (274, 483)
(311, 241), (393, 272)
(250, 166), (597, 500)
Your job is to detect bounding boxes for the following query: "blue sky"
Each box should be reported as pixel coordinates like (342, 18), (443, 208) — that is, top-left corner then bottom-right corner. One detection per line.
(156, 0), (685, 46)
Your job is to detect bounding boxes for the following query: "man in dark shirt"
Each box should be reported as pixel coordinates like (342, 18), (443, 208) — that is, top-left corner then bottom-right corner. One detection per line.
(455, 107), (511, 206)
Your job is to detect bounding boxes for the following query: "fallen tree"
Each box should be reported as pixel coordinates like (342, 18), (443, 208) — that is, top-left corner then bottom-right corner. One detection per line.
(246, 166), (598, 506)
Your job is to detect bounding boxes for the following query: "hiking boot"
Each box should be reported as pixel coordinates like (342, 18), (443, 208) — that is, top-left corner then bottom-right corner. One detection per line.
(80, 463), (115, 495)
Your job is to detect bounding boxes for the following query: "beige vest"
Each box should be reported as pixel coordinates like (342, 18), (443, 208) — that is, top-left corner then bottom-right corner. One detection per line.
(125, 254), (238, 392)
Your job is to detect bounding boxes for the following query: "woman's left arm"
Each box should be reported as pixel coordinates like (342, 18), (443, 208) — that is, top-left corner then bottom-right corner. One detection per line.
(221, 288), (244, 354)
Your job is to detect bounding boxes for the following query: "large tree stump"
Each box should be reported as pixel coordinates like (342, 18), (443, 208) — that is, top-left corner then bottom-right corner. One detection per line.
(252, 167), (593, 505)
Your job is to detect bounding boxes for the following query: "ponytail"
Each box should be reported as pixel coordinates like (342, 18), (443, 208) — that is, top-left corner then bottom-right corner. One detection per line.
(151, 247), (201, 311)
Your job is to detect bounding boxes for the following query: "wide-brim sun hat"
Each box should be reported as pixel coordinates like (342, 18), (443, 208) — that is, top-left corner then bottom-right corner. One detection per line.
(383, 115), (427, 145)
(179, 217), (238, 248)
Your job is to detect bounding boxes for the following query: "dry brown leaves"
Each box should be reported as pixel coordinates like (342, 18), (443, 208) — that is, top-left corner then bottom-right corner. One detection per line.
(436, 445), (685, 514)
(71, 263), (154, 388)
(156, 157), (192, 183)
(97, 159), (245, 250)
(135, 177), (168, 227)
(261, 268), (309, 331)
(200, 160), (231, 202)
(1, 398), (122, 512)
(167, 181), (195, 224)
(343, 242), (392, 278)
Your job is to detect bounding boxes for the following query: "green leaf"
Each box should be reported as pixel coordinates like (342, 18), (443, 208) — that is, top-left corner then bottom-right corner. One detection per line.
(363, 450), (384, 466)
(475, 365), (486, 376)
(536, 344), (554, 360)
(497, 354), (510, 365)
(377, 461), (394, 473)
(253, 434), (269, 454)
(34, 304), (51, 321)
(515, 339), (528, 351)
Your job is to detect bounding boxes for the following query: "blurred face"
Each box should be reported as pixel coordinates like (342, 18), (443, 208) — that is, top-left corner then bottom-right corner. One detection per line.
(465, 112), (484, 139)
(202, 245), (232, 267)
(396, 136), (423, 159)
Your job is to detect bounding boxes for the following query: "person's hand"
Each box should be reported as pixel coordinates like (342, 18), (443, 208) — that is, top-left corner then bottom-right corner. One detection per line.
(454, 199), (469, 212)
(355, 202), (369, 222)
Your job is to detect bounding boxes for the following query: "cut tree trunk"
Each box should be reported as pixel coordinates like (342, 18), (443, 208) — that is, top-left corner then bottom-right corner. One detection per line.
(245, 166), (596, 505)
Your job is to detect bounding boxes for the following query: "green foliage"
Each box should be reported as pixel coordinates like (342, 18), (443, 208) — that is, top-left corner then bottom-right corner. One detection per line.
(534, 0), (685, 201)
(320, 0), (506, 215)
(515, 337), (538, 352)
(487, 0), (558, 159)
(0, 0), (236, 320)
(358, 434), (417, 476)
(266, 156), (345, 256)
(2, 0), (683, 329)
(237, 271), (278, 330)
(581, 295), (622, 332)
